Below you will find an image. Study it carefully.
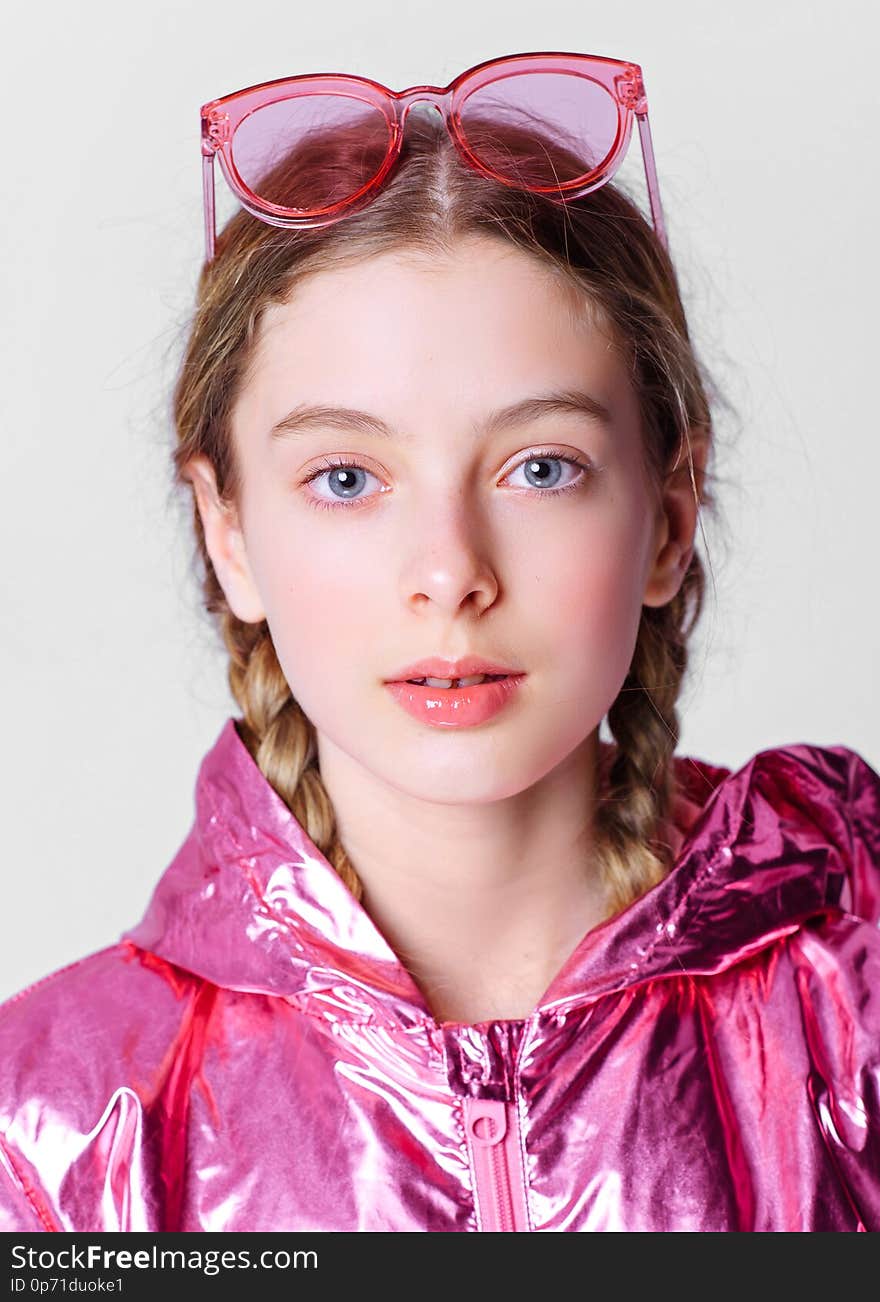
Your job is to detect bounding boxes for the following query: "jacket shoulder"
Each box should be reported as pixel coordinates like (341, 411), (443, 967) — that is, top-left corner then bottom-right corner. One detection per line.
(751, 741), (880, 924)
(0, 942), (208, 1231)
(676, 739), (880, 923)
(0, 941), (202, 1044)
(770, 745), (880, 1220)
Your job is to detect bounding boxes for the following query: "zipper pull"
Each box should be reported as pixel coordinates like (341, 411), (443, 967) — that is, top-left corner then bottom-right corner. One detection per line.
(467, 1098), (509, 1145)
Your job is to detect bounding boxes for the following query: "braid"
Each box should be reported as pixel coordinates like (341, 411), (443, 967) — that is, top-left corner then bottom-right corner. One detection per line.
(221, 608), (365, 902)
(596, 551), (705, 916)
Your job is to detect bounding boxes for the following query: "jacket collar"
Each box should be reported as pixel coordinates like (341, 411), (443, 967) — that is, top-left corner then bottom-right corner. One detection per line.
(124, 719), (851, 1025)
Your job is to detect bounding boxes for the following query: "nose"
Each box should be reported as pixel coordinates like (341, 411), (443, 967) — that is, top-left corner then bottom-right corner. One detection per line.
(398, 498), (499, 618)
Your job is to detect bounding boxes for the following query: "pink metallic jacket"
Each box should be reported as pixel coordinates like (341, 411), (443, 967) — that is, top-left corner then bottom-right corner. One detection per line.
(1, 719), (879, 1232)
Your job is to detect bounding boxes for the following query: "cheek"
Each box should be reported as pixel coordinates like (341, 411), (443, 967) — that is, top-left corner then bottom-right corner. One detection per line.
(246, 510), (383, 694)
(514, 497), (650, 677)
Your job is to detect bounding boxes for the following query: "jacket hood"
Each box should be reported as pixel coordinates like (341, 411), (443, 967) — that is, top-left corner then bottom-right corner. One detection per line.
(123, 719), (859, 1027)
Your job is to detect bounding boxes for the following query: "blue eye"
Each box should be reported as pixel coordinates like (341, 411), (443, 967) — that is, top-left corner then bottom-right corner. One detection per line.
(313, 464), (375, 500)
(303, 459), (384, 510)
(507, 455), (583, 491)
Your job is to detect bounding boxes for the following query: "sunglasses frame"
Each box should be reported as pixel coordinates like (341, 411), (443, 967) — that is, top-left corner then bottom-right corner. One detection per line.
(200, 50), (668, 263)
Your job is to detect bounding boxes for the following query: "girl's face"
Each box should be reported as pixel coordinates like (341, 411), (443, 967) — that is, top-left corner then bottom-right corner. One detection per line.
(190, 235), (692, 805)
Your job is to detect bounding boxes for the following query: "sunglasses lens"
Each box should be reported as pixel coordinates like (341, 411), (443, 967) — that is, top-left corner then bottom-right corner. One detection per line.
(458, 71), (620, 190)
(230, 94), (394, 214)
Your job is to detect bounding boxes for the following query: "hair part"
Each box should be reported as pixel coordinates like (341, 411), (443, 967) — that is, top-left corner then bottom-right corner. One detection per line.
(172, 112), (722, 916)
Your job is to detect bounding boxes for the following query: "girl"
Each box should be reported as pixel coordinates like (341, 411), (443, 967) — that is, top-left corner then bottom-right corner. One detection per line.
(1, 51), (878, 1233)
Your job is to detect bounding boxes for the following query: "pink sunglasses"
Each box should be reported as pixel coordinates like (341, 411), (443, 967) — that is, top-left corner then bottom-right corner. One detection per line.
(200, 50), (668, 264)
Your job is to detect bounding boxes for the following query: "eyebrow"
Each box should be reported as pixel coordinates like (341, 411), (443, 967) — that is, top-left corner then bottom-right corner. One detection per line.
(268, 388), (613, 443)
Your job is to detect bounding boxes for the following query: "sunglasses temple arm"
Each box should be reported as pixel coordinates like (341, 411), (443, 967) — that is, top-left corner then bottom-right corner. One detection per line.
(636, 111), (668, 253)
(202, 150), (217, 264)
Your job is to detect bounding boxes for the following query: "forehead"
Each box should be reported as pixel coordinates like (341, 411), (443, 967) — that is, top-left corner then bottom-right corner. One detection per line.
(234, 236), (635, 438)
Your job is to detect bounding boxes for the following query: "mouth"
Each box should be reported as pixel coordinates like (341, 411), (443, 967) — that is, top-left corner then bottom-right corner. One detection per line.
(402, 673), (510, 689)
(384, 673), (526, 728)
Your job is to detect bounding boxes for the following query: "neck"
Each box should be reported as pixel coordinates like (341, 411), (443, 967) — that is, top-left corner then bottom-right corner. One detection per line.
(316, 732), (610, 1024)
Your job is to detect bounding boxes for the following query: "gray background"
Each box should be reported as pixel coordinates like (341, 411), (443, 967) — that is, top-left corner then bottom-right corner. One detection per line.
(2, 0), (878, 1002)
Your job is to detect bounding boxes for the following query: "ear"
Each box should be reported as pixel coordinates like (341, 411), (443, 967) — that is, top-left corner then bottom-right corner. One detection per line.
(642, 428), (709, 609)
(183, 455), (266, 624)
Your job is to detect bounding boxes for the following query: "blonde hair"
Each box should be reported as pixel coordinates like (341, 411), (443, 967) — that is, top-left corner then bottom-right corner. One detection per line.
(172, 113), (720, 915)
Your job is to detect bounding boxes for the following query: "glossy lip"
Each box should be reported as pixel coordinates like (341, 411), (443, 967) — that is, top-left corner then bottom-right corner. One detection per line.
(384, 674), (526, 728)
(384, 656), (522, 683)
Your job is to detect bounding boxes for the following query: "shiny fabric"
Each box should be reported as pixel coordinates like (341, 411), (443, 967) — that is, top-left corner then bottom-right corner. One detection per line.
(1, 719), (878, 1232)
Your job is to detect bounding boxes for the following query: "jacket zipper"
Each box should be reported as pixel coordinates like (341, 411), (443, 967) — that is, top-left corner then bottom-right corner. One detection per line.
(463, 1097), (530, 1231)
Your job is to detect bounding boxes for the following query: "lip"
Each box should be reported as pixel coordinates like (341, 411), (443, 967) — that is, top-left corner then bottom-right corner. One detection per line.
(384, 656), (522, 682)
(384, 674), (526, 729)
